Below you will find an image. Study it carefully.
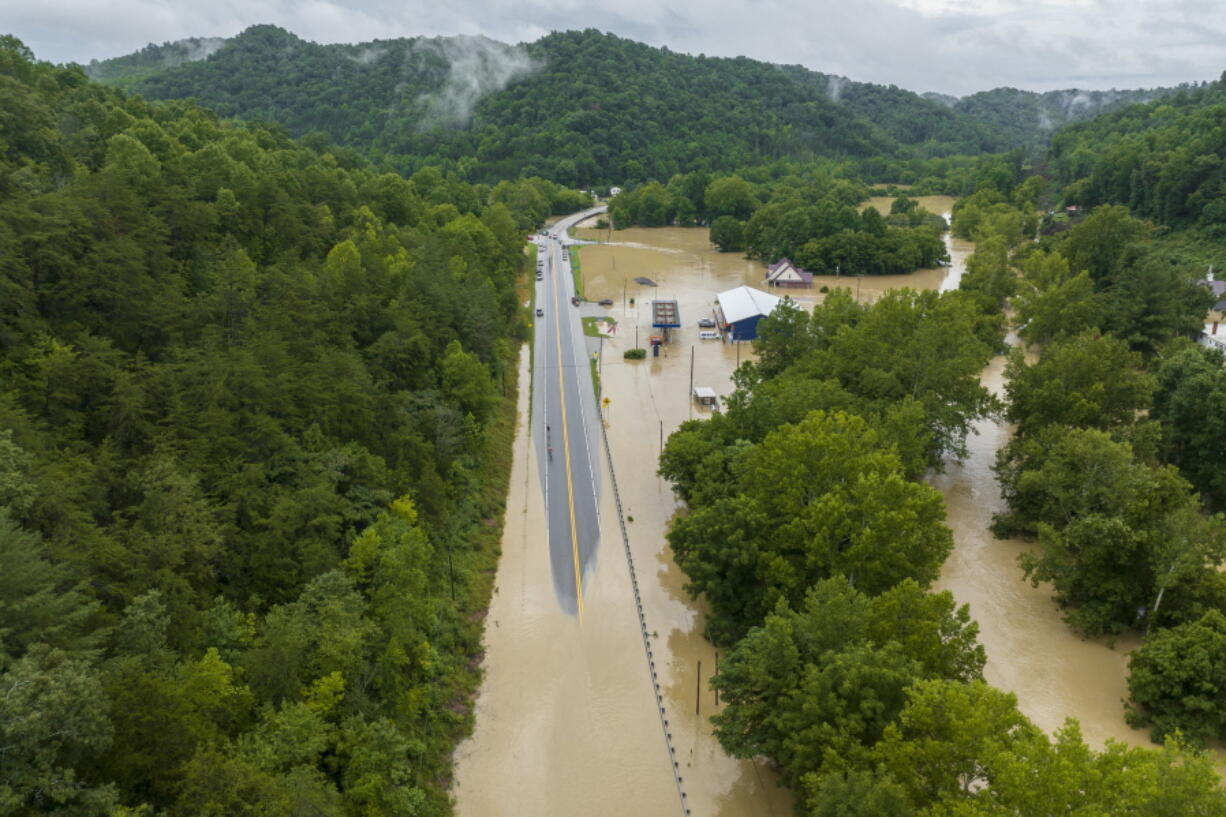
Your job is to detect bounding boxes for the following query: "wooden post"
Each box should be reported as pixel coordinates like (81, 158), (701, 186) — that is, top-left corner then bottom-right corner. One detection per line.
(696, 659), (702, 716)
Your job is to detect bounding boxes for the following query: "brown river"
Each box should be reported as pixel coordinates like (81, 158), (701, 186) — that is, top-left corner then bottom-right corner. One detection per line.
(453, 197), (1150, 817)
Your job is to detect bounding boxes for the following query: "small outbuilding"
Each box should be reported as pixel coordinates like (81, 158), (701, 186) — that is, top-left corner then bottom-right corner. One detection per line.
(714, 285), (784, 342)
(693, 386), (719, 409)
(765, 257), (814, 288)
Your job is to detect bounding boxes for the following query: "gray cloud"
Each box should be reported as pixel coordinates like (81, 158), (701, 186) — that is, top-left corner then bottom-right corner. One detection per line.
(5, 0), (1224, 95)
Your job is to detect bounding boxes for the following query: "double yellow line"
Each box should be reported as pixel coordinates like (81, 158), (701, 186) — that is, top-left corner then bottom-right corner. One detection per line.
(550, 241), (585, 620)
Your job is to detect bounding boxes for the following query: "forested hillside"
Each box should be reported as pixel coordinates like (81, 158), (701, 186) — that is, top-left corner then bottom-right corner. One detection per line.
(89, 26), (1012, 185)
(85, 36), (227, 90)
(0, 35), (576, 816)
(1047, 76), (1226, 235)
(940, 85), (1182, 150)
(1030, 75), (1226, 282)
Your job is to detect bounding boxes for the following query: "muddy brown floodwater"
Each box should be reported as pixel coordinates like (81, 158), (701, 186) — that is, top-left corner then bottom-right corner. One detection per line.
(929, 349), (1147, 748)
(454, 202), (1155, 817)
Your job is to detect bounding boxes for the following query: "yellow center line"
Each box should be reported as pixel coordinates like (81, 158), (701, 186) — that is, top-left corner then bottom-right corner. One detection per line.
(550, 241), (585, 620)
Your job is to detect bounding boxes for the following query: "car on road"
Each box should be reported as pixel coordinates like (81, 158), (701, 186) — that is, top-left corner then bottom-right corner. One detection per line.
(598, 298), (614, 306)
(697, 317), (716, 328)
(536, 272), (544, 279)
(698, 330), (720, 340)
(536, 308), (544, 317)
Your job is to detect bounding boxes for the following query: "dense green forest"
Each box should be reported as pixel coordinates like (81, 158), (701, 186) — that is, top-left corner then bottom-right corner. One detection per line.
(0, 35), (586, 816)
(87, 26), (1017, 185)
(1048, 74), (1226, 239)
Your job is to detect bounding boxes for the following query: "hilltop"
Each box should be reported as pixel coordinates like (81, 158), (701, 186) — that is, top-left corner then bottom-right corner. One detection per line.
(87, 26), (1012, 184)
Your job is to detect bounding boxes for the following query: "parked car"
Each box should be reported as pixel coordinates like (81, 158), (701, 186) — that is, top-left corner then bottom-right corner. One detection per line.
(698, 330), (720, 340)
(697, 317), (716, 328)
(536, 308), (544, 317)
(598, 298), (614, 306)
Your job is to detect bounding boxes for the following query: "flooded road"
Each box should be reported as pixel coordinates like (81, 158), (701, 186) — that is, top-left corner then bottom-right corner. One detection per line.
(455, 204), (1148, 817)
(453, 348), (679, 817)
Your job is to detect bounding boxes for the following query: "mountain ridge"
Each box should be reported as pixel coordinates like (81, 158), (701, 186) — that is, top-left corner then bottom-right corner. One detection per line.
(84, 25), (1188, 185)
(84, 25), (1004, 183)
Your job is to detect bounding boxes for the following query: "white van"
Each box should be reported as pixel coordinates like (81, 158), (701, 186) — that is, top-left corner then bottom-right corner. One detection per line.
(698, 330), (720, 340)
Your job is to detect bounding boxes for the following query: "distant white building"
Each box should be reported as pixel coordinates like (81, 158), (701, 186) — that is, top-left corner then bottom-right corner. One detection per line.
(1197, 272), (1226, 351)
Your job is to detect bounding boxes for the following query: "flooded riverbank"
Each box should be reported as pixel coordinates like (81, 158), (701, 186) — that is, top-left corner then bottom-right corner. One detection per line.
(929, 351), (1147, 748)
(455, 208), (1152, 817)
(573, 217), (1148, 752)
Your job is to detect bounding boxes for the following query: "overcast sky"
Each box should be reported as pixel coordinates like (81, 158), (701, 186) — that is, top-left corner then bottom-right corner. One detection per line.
(5, 0), (1224, 96)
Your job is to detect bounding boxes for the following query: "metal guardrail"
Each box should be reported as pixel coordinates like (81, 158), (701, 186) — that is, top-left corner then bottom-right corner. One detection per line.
(598, 418), (692, 816)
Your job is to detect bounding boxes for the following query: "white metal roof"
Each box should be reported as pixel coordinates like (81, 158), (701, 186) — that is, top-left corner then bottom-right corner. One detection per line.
(715, 285), (783, 324)
(693, 386), (718, 399)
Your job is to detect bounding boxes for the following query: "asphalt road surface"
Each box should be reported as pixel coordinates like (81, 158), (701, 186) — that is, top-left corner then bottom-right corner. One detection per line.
(532, 207), (607, 616)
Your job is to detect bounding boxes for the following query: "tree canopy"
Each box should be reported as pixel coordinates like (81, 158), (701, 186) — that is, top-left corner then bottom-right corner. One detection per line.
(0, 37), (551, 816)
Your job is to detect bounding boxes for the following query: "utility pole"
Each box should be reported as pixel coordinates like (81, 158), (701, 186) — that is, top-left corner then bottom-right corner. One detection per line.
(689, 345), (695, 398)
(696, 660), (702, 716)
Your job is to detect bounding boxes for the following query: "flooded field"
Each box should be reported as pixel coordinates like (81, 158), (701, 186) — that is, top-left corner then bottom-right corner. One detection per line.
(455, 205), (1152, 817)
